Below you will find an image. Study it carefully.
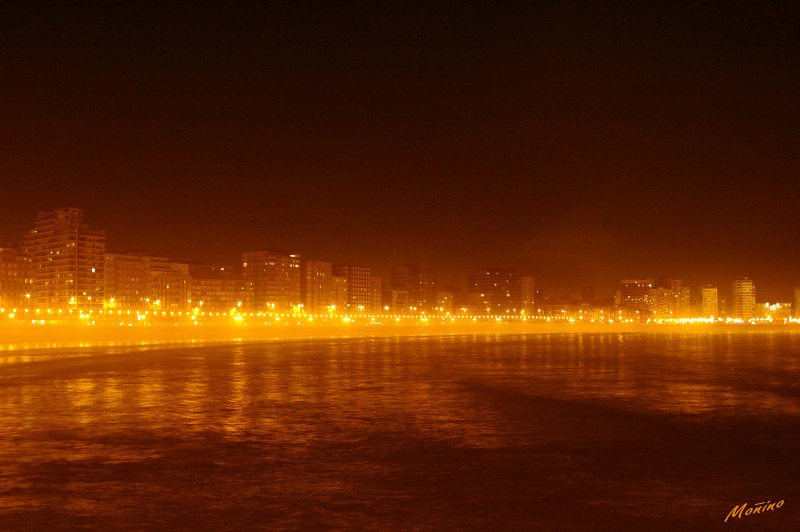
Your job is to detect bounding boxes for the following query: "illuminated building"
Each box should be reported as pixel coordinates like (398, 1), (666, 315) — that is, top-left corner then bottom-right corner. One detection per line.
(537, 293), (579, 318)
(332, 275), (348, 313)
(794, 288), (800, 318)
(371, 276), (383, 313)
(390, 265), (436, 313)
(616, 278), (653, 320)
(0, 247), (30, 309)
(755, 302), (791, 321)
(105, 253), (190, 311)
(105, 253), (151, 310)
(468, 268), (522, 315)
(333, 264), (372, 313)
(520, 276), (535, 314)
(581, 302), (613, 322)
(189, 263), (250, 312)
(648, 288), (675, 319)
(303, 260), (333, 314)
(647, 279), (689, 319)
(731, 277), (756, 320)
(678, 287), (691, 318)
(387, 289), (408, 314)
(700, 285), (718, 318)
(435, 289), (453, 314)
(242, 249), (302, 312)
(148, 257), (190, 311)
(23, 208), (106, 310)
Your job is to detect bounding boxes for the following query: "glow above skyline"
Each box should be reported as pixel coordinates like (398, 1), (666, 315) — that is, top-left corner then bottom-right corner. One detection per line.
(1, 3), (798, 299)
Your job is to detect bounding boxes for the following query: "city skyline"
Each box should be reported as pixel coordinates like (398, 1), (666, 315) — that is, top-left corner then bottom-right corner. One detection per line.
(3, 205), (797, 302)
(2, 206), (798, 321)
(2, 3), (799, 301)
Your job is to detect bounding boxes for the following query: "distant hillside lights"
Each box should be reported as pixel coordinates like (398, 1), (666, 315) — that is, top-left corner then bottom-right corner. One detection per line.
(0, 208), (798, 324)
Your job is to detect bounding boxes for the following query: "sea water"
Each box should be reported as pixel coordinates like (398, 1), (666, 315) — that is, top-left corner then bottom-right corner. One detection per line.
(1, 333), (799, 530)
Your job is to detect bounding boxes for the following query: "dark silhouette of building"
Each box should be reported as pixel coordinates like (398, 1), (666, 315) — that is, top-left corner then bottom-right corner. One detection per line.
(468, 268), (522, 315)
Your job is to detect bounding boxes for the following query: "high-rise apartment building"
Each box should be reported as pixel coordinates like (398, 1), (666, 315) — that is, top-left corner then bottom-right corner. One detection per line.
(793, 288), (800, 319)
(731, 277), (756, 320)
(371, 276), (383, 313)
(105, 253), (151, 310)
(468, 268), (522, 315)
(150, 258), (190, 311)
(388, 289), (408, 314)
(435, 289), (454, 314)
(616, 278), (653, 320)
(390, 265), (436, 313)
(105, 253), (191, 312)
(242, 250), (301, 312)
(303, 260), (333, 314)
(645, 279), (691, 319)
(189, 264), (250, 313)
(0, 247), (30, 309)
(23, 208), (106, 310)
(520, 276), (535, 314)
(333, 264), (372, 313)
(331, 275), (348, 313)
(700, 285), (718, 318)
(677, 287), (692, 318)
(648, 287), (675, 319)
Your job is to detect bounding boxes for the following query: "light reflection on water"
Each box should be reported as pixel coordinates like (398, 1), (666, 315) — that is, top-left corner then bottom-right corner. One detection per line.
(1, 333), (799, 530)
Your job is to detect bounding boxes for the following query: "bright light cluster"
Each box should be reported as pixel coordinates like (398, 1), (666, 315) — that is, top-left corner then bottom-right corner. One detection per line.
(1, 305), (799, 329)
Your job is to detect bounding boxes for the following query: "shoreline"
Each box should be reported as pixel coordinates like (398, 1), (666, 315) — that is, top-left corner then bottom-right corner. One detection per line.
(2, 320), (799, 352)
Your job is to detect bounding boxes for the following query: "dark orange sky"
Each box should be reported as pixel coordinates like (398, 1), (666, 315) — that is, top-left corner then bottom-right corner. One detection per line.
(1, 2), (798, 300)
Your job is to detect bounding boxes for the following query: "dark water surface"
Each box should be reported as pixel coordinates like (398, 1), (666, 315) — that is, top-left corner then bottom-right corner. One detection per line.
(1, 333), (799, 530)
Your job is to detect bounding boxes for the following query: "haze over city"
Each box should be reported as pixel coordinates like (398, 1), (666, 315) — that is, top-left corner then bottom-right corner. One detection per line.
(2, 3), (799, 300)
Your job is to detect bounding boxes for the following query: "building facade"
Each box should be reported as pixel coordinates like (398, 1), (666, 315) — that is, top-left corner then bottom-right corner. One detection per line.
(616, 278), (653, 320)
(331, 275), (348, 313)
(390, 265), (436, 313)
(105, 253), (191, 312)
(188, 264), (249, 313)
(435, 289), (454, 314)
(794, 288), (800, 319)
(303, 260), (333, 314)
(0, 247), (30, 309)
(731, 277), (756, 320)
(148, 257), (190, 312)
(468, 268), (522, 315)
(371, 276), (383, 314)
(333, 264), (372, 313)
(23, 208), (106, 310)
(700, 285), (718, 318)
(104, 253), (152, 311)
(242, 250), (302, 312)
(648, 278), (688, 319)
(520, 276), (535, 314)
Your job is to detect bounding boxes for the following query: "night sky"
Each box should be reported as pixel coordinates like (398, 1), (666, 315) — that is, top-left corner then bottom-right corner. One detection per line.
(2, 2), (798, 300)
